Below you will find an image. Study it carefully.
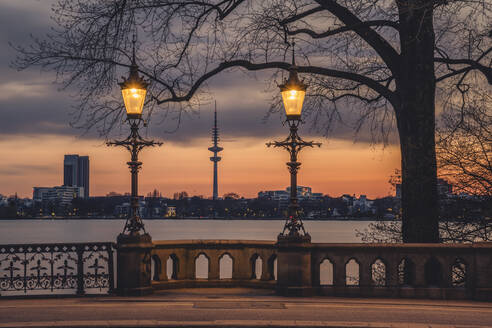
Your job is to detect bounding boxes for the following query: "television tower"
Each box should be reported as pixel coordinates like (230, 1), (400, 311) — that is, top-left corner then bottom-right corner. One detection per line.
(208, 103), (223, 200)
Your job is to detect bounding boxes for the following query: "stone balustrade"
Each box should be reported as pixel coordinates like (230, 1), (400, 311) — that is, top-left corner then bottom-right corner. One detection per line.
(311, 242), (492, 300)
(150, 240), (492, 300)
(151, 240), (278, 289)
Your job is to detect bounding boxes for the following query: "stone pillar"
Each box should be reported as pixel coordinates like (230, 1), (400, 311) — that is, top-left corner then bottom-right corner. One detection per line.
(116, 233), (154, 296)
(209, 253), (220, 280)
(473, 242), (492, 301)
(276, 235), (313, 296)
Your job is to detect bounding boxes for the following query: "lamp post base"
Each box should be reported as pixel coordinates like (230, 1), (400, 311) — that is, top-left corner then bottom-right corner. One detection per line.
(276, 233), (313, 297)
(277, 232), (311, 243)
(116, 233), (154, 296)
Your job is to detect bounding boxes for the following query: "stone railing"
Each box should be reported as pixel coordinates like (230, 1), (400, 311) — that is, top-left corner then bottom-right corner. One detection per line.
(151, 240), (277, 289)
(150, 240), (492, 300)
(310, 242), (492, 300)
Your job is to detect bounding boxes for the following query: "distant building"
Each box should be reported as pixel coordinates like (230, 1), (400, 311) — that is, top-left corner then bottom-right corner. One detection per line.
(258, 186), (323, 206)
(395, 184), (401, 199)
(396, 179), (453, 199)
(258, 190), (289, 201)
(437, 178), (453, 197)
(352, 194), (375, 214)
(286, 186), (312, 198)
(115, 200), (146, 218)
(33, 187), (52, 202)
(63, 154), (90, 198)
(341, 194), (375, 215)
(0, 194), (8, 207)
(33, 186), (84, 206)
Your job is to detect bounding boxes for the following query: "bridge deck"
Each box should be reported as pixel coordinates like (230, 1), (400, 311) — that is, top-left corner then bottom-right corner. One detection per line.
(0, 288), (491, 327)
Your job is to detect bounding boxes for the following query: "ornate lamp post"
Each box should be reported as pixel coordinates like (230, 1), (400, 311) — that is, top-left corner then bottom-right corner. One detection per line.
(107, 45), (162, 236)
(108, 40), (161, 295)
(267, 47), (321, 242)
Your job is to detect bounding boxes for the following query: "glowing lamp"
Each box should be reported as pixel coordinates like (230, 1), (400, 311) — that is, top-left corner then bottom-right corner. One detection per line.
(119, 64), (148, 119)
(279, 66), (307, 121)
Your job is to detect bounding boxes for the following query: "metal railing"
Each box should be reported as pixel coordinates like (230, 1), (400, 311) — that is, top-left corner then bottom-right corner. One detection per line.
(0, 242), (115, 297)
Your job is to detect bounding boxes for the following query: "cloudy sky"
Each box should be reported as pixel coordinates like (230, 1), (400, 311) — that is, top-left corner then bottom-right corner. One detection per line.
(0, 1), (400, 199)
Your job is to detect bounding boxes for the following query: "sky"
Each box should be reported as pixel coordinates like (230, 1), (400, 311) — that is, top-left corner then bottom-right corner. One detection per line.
(0, 1), (401, 199)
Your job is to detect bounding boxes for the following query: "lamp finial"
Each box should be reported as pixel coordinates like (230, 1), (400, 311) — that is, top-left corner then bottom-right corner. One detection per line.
(132, 33), (137, 66)
(291, 39), (296, 66)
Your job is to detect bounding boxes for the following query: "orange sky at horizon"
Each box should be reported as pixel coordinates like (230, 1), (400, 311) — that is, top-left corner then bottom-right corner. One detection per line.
(0, 134), (401, 199)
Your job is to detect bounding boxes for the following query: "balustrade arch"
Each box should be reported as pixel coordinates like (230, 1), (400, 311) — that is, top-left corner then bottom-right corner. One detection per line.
(151, 255), (161, 281)
(451, 258), (467, 287)
(195, 253), (210, 279)
(398, 257), (415, 286)
(371, 258), (387, 287)
(345, 258), (360, 286)
(166, 254), (179, 280)
(250, 254), (263, 280)
(219, 253), (233, 279)
(320, 258), (334, 286)
(267, 254), (277, 281)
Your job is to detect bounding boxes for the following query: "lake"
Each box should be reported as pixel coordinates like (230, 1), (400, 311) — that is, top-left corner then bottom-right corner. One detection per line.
(0, 219), (372, 244)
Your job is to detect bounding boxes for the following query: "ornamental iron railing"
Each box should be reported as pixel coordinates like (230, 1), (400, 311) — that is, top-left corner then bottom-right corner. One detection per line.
(0, 242), (115, 297)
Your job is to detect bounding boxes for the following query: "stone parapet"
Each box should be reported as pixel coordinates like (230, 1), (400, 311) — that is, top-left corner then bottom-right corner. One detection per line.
(150, 240), (492, 300)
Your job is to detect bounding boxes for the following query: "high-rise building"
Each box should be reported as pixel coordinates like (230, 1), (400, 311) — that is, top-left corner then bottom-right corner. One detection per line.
(208, 105), (223, 200)
(63, 154), (90, 198)
(77, 156), (89, 198)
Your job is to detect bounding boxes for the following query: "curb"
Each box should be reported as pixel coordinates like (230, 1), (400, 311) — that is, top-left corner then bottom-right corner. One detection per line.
(0, 320), (488, 328)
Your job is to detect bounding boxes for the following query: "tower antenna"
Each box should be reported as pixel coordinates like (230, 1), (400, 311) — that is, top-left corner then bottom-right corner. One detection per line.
(208, 101), (223, 201)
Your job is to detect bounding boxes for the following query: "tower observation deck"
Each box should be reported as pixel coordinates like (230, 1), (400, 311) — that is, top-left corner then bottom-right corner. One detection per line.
(208, 105), (223, 200)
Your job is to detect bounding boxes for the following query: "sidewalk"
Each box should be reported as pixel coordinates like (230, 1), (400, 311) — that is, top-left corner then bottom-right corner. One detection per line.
(0, 288), (491, 328)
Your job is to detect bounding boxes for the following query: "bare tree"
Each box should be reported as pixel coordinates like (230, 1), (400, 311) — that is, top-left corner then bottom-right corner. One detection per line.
(437, 90), (491, 197)
(358, 99), (492, 243)
(12, 0), (492, 242)
(436, 83), (491, 242)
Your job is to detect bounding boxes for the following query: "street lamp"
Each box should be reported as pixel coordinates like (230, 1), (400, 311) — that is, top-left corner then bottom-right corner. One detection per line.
(107, 41), (162, 236)
(267, 45), (321, 242)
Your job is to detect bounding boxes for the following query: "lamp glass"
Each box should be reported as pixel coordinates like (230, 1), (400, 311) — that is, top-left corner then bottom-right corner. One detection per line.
(121, 86), (146, 117)
(281, 88), (305, 118)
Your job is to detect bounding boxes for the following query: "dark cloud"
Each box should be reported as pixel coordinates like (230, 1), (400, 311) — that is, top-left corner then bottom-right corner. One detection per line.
(0, 1), (54, 77)
(0, 84), (74, 136)
(0, 1), (398, 147)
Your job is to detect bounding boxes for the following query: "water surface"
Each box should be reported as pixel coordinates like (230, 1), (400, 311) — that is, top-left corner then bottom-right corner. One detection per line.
(0, 219), (372, 244)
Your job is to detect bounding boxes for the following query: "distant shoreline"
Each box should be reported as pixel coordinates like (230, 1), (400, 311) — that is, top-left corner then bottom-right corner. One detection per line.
(0, 216), (394, 221)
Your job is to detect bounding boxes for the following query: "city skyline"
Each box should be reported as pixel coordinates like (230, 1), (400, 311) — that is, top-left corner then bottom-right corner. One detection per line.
(0, 133), (400, 199)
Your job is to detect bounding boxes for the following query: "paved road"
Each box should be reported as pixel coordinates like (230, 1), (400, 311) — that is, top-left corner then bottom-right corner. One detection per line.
(0, 288), (491, 327)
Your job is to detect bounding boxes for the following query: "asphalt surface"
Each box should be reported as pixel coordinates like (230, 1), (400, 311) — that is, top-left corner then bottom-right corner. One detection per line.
(0, 288), (491, 327)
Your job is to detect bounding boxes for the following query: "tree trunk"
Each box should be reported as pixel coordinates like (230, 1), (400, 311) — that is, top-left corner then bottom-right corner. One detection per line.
(396, 1), (440, 243)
